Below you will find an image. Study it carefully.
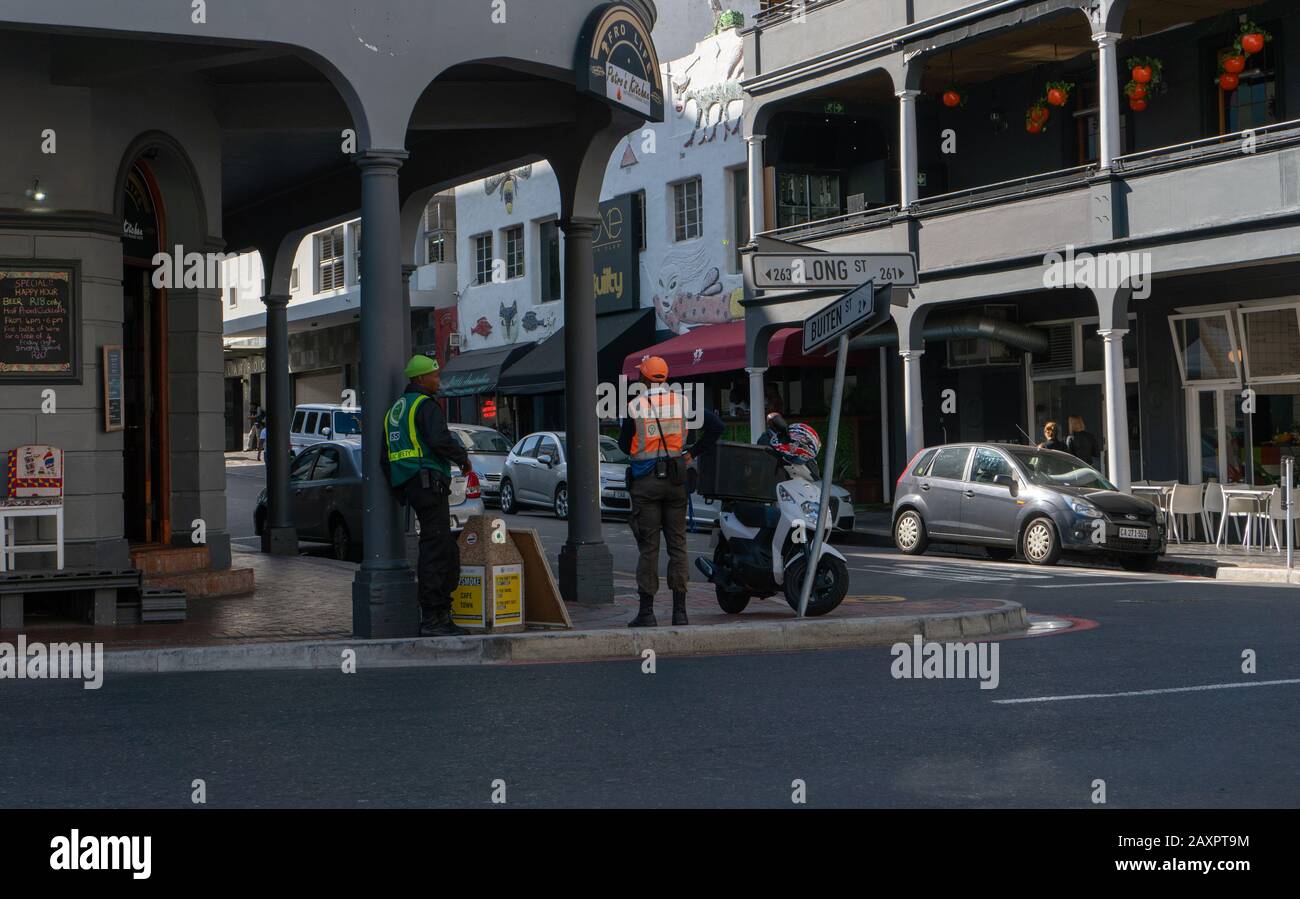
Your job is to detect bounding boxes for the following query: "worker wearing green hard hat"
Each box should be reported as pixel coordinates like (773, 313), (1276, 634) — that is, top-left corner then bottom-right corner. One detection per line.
(381, 353), (471, 637)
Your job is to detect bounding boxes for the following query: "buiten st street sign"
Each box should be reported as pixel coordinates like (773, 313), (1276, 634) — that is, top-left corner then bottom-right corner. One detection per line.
(802, 279), (891, 355)
(753, 252), (917, 290)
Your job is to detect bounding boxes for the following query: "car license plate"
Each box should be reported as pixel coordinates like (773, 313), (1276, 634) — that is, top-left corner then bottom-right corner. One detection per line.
(608, 489), (629, 500)
(1118, 526), (1147, 540)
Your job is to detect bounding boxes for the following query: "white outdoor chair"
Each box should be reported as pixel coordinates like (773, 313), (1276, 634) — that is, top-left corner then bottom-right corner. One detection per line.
(1203, 482), (1224, 543)
(1167, 483), (1204, 543)
(1216, 488), (1257, 548)
(0, 445), (65, 572)
(1264, 487), (1300, 553)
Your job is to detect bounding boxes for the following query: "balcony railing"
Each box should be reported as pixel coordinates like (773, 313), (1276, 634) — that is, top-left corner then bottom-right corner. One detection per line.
(754, 0), (842, 27)
(763, 204), (899, 242)
(912, 165), (1094, 215)
(1115, 118), (1300, 175)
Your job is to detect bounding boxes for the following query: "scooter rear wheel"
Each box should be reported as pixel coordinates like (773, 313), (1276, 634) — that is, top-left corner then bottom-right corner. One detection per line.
(713, 544), (751, 614)
(783, 553), (849, 617)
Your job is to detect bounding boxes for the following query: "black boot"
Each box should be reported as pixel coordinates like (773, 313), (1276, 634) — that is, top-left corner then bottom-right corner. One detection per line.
(420, 608), (468, 637)
(628, 593), (657, 627)
(672, 591), (689, 626)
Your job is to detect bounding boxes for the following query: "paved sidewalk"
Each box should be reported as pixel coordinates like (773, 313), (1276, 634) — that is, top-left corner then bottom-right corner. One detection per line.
(0, 545), (1027, 670)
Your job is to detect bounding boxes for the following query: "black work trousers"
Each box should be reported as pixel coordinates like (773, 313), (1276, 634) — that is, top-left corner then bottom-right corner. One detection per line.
(406, 482), (459, 617)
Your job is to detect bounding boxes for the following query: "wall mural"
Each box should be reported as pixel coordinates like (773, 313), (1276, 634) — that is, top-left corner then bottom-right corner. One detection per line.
(667, 27), (745, 150)
(484, 165), (533, 214)
(499, 301), (519, 343)
(651, 245), (744, 335)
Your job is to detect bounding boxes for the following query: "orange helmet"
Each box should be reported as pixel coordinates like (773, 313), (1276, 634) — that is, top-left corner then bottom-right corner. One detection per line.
(636, 355), (670, 383)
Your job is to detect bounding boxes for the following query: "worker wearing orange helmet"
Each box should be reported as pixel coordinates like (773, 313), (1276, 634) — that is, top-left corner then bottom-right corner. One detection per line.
(618, 355), (723, 627)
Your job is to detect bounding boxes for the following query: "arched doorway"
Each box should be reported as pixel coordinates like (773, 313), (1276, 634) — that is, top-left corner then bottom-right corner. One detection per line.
(120, 160), (170, 545)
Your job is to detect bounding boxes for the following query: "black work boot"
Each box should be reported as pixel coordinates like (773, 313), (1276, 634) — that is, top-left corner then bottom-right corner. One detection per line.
(672, 591), (689, 626)
(420, 608), (468, 637)
(628, 593), (657, 628)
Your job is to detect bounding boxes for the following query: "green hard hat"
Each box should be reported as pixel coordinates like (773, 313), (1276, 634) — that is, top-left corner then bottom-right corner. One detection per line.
(403, 354), (440, 379)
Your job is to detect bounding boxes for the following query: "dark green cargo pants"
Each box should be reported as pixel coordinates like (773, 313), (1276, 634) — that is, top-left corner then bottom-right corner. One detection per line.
(629, 473), (689, 597)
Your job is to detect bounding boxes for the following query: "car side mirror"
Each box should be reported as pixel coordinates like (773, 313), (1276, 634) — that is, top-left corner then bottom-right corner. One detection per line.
(537, 454), (553, 467)
(994, 474), (1018, 495)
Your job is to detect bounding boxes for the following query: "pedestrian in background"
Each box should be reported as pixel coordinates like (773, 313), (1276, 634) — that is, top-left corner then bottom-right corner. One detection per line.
(383, 354), (472, 637)
(1066, 415), (1100, 468)
(619, 356), (722, 627)
(1038, 421), (1069, 453)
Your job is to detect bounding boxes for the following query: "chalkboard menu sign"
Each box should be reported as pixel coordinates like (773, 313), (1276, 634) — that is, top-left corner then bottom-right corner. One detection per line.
(0, 262), (80, 383)
(103, 344), (124, 432)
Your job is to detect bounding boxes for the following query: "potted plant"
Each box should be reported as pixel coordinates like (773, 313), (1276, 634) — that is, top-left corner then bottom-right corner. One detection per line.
(1128, 56), (1163, 87)
(941, 88), (965, 108)
(1236, 22), (1271, 56)
(1046, 81), (1074, 107)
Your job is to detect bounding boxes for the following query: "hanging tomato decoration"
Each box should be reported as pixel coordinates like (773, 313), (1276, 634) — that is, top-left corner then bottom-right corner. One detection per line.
(1029, 103), (1050, 124)
(1045, 81), (1074, 108)
(1132, 64), (1152, 84)
(1026, 119), (1044, 134)
(1221, 55), (1246, 75)
(1129, 97), (1148, 112)
(942, 89), (963, 108)
(1219, 72), (1240, 92)
(1126, 83), (1148, 101)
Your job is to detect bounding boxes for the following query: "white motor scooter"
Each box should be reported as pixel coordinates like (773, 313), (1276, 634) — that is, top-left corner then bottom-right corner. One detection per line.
(695, 422), (849, 617)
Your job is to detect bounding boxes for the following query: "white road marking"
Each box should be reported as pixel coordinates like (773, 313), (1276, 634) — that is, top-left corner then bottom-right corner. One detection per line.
(995, 678), (1300, 704)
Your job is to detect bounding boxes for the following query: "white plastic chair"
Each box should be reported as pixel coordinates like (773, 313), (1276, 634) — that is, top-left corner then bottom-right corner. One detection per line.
(1203, 482), (1224, 543)
(1167, 483), (1204, 543)
(1216, 488), (1256, 548)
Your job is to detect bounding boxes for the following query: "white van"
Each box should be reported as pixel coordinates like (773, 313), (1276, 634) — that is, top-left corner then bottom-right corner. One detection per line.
(290, 404), (363, 454)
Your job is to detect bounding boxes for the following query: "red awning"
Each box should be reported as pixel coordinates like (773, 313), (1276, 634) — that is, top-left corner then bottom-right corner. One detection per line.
(621, 321), (864, 380)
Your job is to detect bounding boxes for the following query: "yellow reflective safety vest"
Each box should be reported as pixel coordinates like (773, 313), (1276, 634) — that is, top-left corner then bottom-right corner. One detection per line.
(385, 392), (451, 487)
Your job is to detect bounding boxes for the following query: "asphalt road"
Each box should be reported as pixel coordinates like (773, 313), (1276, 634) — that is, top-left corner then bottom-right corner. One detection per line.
(0, 462), (1295, 808)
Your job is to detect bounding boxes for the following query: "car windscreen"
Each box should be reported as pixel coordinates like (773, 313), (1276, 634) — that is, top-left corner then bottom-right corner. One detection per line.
(332, 411), (362, 435)
(557, 437), (629, 464)
(1008, 449), (1116, 491)
(455, 429), (511, 453)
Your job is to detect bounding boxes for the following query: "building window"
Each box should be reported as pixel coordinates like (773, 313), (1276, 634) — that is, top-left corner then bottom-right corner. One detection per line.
(730, 167), (749, 273)
(474, 234), (493, 285)
(290, 266), (300, 292)
(539, 220), (561, 302)
(776, 172), (840, 228)
(226, 287), (237, 308)
(504, 225), (524, 279)
(315, 227), (345, 292)
(673, 177), (703, 242)
(423, 196), (455, 264)
(426, 231), (448, 264)
(349, 221), (362, 284)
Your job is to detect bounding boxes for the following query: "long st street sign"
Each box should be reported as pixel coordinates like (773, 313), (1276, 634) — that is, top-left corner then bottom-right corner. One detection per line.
(753, 252), (918, 290)
(802, 279), (891, 355)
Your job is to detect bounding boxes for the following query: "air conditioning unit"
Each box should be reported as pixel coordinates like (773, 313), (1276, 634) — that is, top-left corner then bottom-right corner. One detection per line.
(1032, 323), (1075, 375)
(448, 332), (463, 349)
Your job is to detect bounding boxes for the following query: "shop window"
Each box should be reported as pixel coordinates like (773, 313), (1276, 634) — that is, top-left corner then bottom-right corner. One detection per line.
(1169, 312), (1241, 385)
(1080, 323), (1138, 372)
(673, 177), (703, 242)
(776, 172), (840, 228)
(1237, 305), (1300, 382)
(349, 221), (362, 285)
(504, 225), (524, 280)
(474, 234), (493, 285)
(315, 227), (345, 292)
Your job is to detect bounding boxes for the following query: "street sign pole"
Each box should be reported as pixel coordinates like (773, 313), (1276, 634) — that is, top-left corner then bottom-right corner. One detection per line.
(797, 330), (848, 619)
(1285, 456), (1294, 571)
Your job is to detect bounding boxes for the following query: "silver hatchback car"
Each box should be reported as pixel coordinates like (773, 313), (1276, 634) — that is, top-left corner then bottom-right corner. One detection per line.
(892, 443), (1167, 570)
(499, 431), (631, 519)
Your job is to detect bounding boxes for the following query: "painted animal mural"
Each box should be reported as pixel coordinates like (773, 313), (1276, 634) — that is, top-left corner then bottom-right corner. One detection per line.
(521, 309), (557, 335)
(667, 28), (745, 149)
(485, 165), (532, 214)
(499, 301), (519, 342)
(652, 246), (743, 335)
(470, 316), (493, 340)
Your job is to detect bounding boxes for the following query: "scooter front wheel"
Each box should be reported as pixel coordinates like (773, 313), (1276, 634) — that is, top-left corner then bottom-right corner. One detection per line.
(783, 554), (849, 617)
(712, 544), (751, 614)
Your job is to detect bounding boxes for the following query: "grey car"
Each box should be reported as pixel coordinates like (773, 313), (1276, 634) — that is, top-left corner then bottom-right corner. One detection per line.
(449, 424), (512, 506)
(255, 441), (484, 561)
(498, 431), (630, 519)
(892, 443), (1167, 570)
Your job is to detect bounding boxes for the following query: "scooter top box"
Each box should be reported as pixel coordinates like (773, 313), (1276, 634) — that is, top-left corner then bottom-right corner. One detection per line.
(698, 440), (785, 502)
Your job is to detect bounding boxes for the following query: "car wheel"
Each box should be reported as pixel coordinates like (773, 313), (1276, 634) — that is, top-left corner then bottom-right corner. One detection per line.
(894, 509), (929, 555)
(1022, 517), (1061, 566)
(985, 546), (1017, 562)
(553, 483), (569, 520)
(331, 516), (361, 563)
(1118, 553), (1159, 572)
(499, 479), (517, 514)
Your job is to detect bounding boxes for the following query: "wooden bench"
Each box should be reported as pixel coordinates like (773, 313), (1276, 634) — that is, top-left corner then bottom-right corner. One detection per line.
(0, 568), (142, 628)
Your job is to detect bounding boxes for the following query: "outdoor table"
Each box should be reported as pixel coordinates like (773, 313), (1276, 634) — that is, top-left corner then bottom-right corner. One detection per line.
(1130, 484), (1173, 517)
(1216, 486), (1274, 551)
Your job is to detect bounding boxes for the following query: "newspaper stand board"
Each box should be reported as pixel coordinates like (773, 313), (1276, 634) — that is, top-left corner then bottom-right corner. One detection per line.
(455, 516), (525, 632)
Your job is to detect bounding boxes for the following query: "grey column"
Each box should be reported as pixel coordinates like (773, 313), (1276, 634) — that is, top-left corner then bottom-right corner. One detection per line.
(352, 149), (418, 638)
(746, 366), (767, 442)
(1094, 31), (1122, 170)
(558, 216), (614, 604)
(401, 263), (417, 361)
(261, 292), (297, 555)
(745, 134), (766, 238)
(896, 89), (921, 207)
(1100, 328), (1131, 491)
(900, 348), (925, 461)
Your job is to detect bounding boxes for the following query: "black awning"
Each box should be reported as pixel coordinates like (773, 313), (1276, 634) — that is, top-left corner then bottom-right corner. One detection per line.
(437, 342), (537, 398)
(496, 308), (655, 395)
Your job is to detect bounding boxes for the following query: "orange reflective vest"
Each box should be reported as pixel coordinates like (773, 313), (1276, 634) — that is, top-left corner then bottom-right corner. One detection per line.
(628, 389), (686, 461)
